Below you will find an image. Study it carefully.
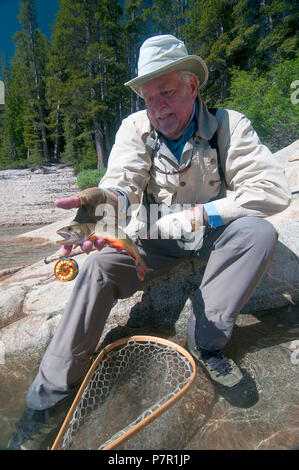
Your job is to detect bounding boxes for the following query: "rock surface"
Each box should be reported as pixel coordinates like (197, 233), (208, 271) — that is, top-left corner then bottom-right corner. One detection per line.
(0, 144), (298, 450)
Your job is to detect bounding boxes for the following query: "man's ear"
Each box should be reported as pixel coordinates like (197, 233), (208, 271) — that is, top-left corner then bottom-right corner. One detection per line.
(190, 74), (199, 99)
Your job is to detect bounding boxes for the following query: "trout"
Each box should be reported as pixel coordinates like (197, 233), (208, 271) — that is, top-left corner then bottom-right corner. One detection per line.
(56, 221), (149, 281)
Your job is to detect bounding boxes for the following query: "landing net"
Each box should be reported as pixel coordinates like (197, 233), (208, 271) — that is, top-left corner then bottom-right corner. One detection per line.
(51, 336), (196, 450)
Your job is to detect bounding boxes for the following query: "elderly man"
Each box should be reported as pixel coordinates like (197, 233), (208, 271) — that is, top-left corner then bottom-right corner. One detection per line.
(8, 35), (291, 450)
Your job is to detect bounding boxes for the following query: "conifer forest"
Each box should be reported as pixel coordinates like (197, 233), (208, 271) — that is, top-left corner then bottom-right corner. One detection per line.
(0, 0), (298, 171)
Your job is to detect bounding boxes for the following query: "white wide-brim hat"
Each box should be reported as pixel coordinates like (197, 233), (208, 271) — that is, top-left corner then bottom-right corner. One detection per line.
(125, 35), (209, 97)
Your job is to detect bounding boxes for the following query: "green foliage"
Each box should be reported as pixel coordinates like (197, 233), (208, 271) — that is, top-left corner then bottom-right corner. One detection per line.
(1, 0), (298, 171)
(74, 144), (98, 174)
(182, 0), (297, 105)
(46, 0), (126, 168)
(76, 168), (107, 189)
(224, 56), (299, 152)
(60, 116), (79, 165)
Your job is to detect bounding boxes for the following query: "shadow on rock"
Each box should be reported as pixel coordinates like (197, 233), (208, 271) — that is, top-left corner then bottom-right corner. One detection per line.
(226, 303), (299, 363)
(213, 369), (259, 409)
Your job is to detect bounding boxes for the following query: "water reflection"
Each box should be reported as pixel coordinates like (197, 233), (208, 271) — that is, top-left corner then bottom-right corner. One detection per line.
(0, 225), (57, 271)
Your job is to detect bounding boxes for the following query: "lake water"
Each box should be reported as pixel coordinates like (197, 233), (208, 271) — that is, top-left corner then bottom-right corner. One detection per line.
(0, 224), (59, 448)
(0, 225), (57, 271)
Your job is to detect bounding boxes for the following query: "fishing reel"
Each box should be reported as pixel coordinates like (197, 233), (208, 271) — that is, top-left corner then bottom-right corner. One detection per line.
(54, 257), (79, 282)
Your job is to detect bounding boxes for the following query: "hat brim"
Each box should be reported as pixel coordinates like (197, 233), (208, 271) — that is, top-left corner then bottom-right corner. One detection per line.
(125, 55), (208, 97)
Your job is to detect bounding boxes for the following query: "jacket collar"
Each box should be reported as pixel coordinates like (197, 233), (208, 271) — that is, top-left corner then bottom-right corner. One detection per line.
(195, 96), (218, 140)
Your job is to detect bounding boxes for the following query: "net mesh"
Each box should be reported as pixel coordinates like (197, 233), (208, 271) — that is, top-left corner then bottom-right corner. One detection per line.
(53, 337), (195, 450)
(119, 400), (186, 450)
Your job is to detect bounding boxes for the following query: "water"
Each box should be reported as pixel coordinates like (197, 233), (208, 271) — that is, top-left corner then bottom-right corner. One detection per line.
(0, 224), (58, 448)
(0, 225), (57, 271)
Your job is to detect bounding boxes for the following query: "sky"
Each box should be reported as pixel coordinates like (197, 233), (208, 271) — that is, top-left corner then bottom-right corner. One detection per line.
(0, 0), (60, 66)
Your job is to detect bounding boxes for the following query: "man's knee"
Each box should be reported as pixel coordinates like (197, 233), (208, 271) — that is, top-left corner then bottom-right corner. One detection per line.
(226, 217), (277, 253)
(77, 251), (103, 281)
(78, 248), (141, 298)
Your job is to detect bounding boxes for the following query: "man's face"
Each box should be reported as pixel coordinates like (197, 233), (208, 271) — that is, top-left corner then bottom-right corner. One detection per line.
(140, 71), (199, 140)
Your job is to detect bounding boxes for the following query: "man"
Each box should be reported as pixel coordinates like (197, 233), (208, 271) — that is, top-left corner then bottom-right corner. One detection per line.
(8, 35), (291, 450)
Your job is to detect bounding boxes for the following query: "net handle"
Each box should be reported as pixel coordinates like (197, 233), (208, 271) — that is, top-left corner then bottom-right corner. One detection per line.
(51, 335), (196, 451)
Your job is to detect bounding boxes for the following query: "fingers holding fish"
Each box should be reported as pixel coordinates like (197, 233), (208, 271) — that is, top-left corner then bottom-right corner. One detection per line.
(59, 244), (73, 257)
(82, 239), (94, 254)
(89, 234), (123, 254)
(63, 237), (106, 255)
(82, 236), (114, 254)
(94, 237), (106, 252)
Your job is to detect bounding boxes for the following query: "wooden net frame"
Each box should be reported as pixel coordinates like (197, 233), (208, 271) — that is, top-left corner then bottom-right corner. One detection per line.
(51, 336), (196, 450)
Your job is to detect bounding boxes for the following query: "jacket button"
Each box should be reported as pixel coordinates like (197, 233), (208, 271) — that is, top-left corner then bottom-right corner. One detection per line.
(180, 181), (186, 187)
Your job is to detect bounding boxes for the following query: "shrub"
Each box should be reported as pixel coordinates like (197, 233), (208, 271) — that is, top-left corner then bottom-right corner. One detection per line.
(76, 168), (106, 190)
(74, 144), (98, 174)
(223, 57), (299, 152)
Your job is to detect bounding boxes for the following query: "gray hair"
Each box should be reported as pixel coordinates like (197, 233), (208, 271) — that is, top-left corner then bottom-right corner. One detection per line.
(140, 70), (198, 99)
(179, 70), (198, 87)
(178, 70), (198, 89)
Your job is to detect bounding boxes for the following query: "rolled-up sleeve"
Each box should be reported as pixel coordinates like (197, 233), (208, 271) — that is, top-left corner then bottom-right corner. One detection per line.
(212, 115), (292, 224)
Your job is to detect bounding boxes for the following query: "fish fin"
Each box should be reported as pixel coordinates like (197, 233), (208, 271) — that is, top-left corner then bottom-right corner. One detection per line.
(136, 258), (150, 282)
(87, 232), (96, 241)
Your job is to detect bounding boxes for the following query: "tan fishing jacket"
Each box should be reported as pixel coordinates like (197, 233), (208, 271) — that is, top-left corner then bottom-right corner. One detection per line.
(100, 98), (291, 235)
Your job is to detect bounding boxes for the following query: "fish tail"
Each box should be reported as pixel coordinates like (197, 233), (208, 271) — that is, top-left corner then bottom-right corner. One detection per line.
(124, 244), (149, 281)
(136, 257), (149, 282)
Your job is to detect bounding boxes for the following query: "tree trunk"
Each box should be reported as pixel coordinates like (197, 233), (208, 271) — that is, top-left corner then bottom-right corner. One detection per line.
(28, 19), (50, 162)
(53, 101), (61, 162)
(94, 120), (105, 168)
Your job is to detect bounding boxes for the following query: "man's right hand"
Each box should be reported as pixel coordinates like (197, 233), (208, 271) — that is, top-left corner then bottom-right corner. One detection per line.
(55, 189), (107, 256)
(55, 187), (121, 256)
(55, 187), (109, 213)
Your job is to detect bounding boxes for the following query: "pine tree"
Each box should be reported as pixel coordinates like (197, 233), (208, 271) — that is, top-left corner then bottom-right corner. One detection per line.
(0, 56), (27, 168)
(224, 56), (299, 151)
(181, 0), (235, 105)
(122, 0), (151, 113)
(2, 0), (297, 170)
(256, 0), (298, 66)
(14, 0), (50, 162)
(47, 0), (125, 168)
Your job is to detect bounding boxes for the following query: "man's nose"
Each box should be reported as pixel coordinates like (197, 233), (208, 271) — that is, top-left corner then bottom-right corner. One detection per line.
(150, 96), (167, 111)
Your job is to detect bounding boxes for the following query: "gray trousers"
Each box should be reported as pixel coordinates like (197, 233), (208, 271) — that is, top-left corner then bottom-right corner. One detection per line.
(26, 217), (277, 410)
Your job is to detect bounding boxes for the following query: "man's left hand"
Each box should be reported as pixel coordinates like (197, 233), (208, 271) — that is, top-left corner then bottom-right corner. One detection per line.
(148, 206), (202, 239)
